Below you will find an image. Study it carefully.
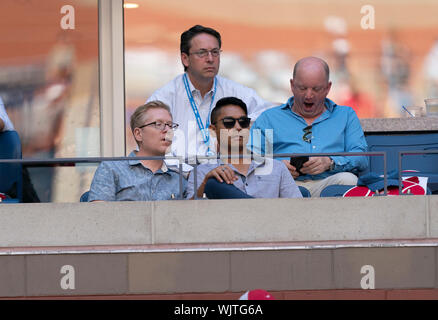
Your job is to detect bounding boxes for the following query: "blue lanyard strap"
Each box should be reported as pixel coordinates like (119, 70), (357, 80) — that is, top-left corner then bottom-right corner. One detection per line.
(183, 73), (217, 145)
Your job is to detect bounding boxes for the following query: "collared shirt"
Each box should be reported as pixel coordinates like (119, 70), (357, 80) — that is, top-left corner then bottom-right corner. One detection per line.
(248, 97), (368, 181)
(0, 97), (14, 132)
(88, 151), (186, 201)
(185, 158), (302, 199)
(147, 73), (273, 163)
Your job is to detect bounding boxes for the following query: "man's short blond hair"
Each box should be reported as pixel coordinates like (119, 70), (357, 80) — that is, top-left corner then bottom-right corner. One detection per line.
(130, 100), (172, 133)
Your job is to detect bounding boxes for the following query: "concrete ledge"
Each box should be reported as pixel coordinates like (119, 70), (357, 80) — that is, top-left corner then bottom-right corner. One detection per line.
(1, 196), (438, 297)
(361, 117), (438, 132)
(10, 289), (438, 300)
(0, 196), (437, 246)
(1, 246), (438, 297)
(0, 202), (153, 246)
(154, 197), (428, 244)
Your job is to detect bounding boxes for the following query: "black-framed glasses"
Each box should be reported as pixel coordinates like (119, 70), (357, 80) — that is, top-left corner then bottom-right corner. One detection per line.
(214, 116), (251, 129)
(138, 121), (179, 131)
(189, 48), (222, 58)
(302, 125), (312, 143)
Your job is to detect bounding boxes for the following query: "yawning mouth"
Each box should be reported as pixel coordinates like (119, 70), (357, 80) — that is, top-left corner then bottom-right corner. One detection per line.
(304, 102), (314, 108)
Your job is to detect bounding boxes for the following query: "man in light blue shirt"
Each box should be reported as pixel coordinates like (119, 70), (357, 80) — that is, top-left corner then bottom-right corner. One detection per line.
(88, 101), (186, 201)
(186, 97), (302, 199)
(249, 57), (368, 197)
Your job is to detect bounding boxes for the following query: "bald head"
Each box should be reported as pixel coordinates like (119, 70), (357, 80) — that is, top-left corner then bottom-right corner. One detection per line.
(290, 57), (332, 119)
(293, 57), (330, 82)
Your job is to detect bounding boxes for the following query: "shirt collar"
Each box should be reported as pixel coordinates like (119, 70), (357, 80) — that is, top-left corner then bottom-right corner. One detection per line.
(185, 72), (216, 96)
(128, 150), (169, 173)
(215, 156), (266, 173)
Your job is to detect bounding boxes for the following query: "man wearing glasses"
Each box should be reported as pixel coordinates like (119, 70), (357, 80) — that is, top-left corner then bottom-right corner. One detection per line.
(146, 25), (272, 170)
(185, 97), (302, 199)
(249, 57), (368, 197)
(88, 101), (185, 201)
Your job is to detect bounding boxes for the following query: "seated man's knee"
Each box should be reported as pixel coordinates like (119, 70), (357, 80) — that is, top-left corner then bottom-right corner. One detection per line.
(204, 178), (252, 199)
(332, 172), (358, 185)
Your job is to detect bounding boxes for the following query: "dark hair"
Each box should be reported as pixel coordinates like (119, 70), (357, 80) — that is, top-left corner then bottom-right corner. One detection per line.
(180, 25), (222, 71)
(210, 97), (248, 124)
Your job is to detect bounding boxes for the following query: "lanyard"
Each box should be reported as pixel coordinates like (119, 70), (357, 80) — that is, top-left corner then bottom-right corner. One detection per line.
(183, 73), (217, 150)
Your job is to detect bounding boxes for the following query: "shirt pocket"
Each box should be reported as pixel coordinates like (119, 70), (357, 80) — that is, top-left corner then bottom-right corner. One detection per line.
(116, 182), (137, 201)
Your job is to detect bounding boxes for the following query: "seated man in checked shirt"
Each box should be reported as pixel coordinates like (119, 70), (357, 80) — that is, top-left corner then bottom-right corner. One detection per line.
(88, 101), (186, 201)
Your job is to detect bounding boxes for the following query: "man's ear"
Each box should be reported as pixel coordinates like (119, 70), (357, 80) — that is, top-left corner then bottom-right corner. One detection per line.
(181, 52), (189, 69)
(326, 81), (332, 94)
(290, 78), (294, 92)
(133, 127), (143, 143)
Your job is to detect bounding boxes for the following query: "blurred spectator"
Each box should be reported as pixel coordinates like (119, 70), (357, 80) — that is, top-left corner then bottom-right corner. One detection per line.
(423, 38), (438, 98)
(337, 79), (377, 118)
(380, 31), (413, 117)
(17, 33), (75, 202)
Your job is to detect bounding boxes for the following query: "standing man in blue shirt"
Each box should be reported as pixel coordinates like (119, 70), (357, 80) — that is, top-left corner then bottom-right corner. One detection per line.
(88, 101), (186, 201)
(249, 57), (368, 197)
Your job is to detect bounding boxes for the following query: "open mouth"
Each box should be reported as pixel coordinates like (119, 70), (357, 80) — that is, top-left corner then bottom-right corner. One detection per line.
(304, 102), (314, 108)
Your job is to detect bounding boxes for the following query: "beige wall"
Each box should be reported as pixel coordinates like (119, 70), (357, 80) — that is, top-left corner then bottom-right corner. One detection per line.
(1, 195), (438, 297)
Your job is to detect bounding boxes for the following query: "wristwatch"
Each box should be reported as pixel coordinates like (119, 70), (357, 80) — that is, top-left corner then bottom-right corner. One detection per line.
(329, 159), (335, 171)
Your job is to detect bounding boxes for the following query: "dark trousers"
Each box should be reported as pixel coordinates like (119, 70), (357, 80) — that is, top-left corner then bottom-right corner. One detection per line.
(204, 178), (253, 199)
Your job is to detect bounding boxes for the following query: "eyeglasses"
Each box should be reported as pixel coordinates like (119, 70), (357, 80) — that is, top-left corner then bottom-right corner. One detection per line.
(189, 48), (222, 58)
(138, 121), (179, 131)
(302, 125), (312, 143)
(214, 116), (251, 129)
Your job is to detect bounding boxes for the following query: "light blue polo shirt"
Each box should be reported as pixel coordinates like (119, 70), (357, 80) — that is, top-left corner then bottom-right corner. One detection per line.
(248, 97), (368, 180)
(185, 158), (302, 199)
(88, 151), (186, 201)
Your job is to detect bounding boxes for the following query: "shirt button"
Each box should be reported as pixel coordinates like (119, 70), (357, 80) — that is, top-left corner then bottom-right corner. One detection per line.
(313, 146), (316, 149)
(246, 183), (248, 186)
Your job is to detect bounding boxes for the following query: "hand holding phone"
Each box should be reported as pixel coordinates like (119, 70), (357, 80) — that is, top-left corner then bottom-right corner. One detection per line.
(289, 156), (309, 175)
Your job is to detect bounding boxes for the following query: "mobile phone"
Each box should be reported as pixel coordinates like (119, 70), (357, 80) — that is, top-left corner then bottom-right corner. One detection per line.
(289, 156), (309, 173)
